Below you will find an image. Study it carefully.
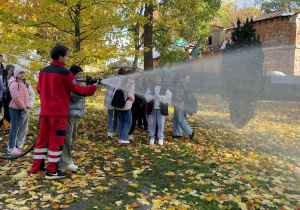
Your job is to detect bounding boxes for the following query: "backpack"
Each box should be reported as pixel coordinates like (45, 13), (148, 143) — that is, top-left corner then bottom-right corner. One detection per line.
(111, 89), (127, 108)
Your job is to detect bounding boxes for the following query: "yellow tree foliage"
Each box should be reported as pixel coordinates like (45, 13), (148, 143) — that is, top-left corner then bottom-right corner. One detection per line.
(214, 0), (263, 28)
(0, 0), (135, 86)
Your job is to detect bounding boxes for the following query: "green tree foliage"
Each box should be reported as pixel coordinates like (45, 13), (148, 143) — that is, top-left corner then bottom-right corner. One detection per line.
(255, 0), (300, 13)
(153, 0), (221, 68)
(222, 18), (263, 128)
(158, 47), (187, 67)
(228, 18), (261, 48)
(121, 0), (222, 69)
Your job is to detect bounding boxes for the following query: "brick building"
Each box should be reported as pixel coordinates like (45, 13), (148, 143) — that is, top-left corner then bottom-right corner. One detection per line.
(154, 11), (300, 76)
(189, 11), (300, 76)
(252, 11), (300, 75)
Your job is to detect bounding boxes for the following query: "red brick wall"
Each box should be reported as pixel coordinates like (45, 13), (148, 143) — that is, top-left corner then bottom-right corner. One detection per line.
(263, 46), (295, 75)
(254, 15), (299, 75)
(254, 16), (296, 46)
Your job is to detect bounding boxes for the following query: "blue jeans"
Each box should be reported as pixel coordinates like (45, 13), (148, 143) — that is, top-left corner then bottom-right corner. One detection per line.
(8, 109), (22, 149)
(107, 109), (118, 131)
(117, 109), (132, 140)
(173, 107), (192, 136)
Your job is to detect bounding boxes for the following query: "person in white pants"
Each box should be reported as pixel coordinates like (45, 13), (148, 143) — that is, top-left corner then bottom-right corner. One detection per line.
(15, 80), (35, 150)
(144, 73), (171, 146)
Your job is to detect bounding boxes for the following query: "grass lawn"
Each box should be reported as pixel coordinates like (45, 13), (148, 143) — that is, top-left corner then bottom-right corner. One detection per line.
(0, 92), (299, 210)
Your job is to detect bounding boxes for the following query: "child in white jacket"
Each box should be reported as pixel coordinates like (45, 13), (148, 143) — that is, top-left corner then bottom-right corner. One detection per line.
(144, 73), (171, 145)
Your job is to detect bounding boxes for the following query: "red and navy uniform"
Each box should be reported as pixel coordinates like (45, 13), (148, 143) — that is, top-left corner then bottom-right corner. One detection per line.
(31, 60), (96, 174)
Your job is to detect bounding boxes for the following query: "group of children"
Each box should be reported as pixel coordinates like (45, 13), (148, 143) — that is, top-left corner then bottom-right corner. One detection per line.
(1, 45), (195, 180)
(104, 68), (195, 146)
(0, 55), (36, 155)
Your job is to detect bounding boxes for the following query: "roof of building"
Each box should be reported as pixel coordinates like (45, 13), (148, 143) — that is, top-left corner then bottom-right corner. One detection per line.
(254, 10), (295, 21)
(223, 10), (297, 29)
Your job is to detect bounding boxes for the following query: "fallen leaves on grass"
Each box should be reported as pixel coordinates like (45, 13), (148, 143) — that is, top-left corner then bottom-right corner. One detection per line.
(0, 93), (299, 209)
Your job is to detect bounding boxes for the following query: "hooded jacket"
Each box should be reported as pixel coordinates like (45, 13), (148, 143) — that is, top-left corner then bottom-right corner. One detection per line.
(8, 77), (29, 110)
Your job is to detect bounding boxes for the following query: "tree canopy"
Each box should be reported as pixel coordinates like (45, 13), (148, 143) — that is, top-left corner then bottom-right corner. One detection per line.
(0, 0), (133, 85)
(0, 0), (222, 81)
(255, 0), (300, 13)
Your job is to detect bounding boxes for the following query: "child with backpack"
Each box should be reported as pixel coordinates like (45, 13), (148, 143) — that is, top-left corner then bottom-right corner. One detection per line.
(144, 73), (171, 145)
(171, 72), (195, 140)
(7, 67), (29, 155)
(113, 69), (135, 144)
(104, 68), (126, 139)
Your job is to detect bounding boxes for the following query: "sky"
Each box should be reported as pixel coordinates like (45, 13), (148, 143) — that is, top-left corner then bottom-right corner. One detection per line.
(226, 0), (257, 8)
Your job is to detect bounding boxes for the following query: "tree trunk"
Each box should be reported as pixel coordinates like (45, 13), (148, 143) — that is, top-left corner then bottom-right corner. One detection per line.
(143, 3), (153, 71)
(133, 23), (140, 68)
(74, 2), (81, 52)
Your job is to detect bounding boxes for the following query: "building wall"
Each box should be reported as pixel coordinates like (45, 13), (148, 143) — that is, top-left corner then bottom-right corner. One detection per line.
(263, 45), (295, 75)
(211, 27), (225, 45)
(295, 14), (300, 45)
(254, 15), (297, 46)
(191, 53), (223, 73)
(254, 14), (300, 75)
(294, 48), (300, 75)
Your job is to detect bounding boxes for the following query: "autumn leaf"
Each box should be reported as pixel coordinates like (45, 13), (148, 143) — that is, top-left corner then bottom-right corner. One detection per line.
(129, 183), (138, 187)
(153, 199), (164, 207)
(165, 171), (175, 176)
(115, 200), (122, 206)
(131, 160), (137, 166)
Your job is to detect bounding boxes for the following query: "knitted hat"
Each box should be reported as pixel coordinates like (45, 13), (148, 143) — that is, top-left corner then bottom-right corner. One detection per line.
(70, 65), (83, 76)
(14, 67), (25, 77)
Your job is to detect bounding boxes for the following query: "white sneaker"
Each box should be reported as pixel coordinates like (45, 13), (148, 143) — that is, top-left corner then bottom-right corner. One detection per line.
(7, 147), (21, 155)
(149, 138), (155, 145)
(108, 132), (113, 138)
(158, 138), (164, 146)
(112, 132), (117, 137)
(128, 134), (134, 141)
(62, 163), (78, 171)
(0, 137), (2, 140)
(119, 140), (130, 144)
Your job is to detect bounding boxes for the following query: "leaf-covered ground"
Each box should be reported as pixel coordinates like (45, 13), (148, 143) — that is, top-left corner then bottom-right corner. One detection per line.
(0, 92), (299, 210)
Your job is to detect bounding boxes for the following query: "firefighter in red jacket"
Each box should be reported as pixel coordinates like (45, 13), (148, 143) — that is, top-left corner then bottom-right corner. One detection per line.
(31, 45), (101, 179)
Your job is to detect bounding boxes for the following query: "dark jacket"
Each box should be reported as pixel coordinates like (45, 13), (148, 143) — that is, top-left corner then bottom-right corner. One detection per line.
(147, 86), (169, 116)
(171, 80), (184, 108)
(0, 64), (8, 84)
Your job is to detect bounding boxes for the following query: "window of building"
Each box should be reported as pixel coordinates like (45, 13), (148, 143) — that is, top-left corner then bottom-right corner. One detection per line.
(208, 36), (212, 45)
